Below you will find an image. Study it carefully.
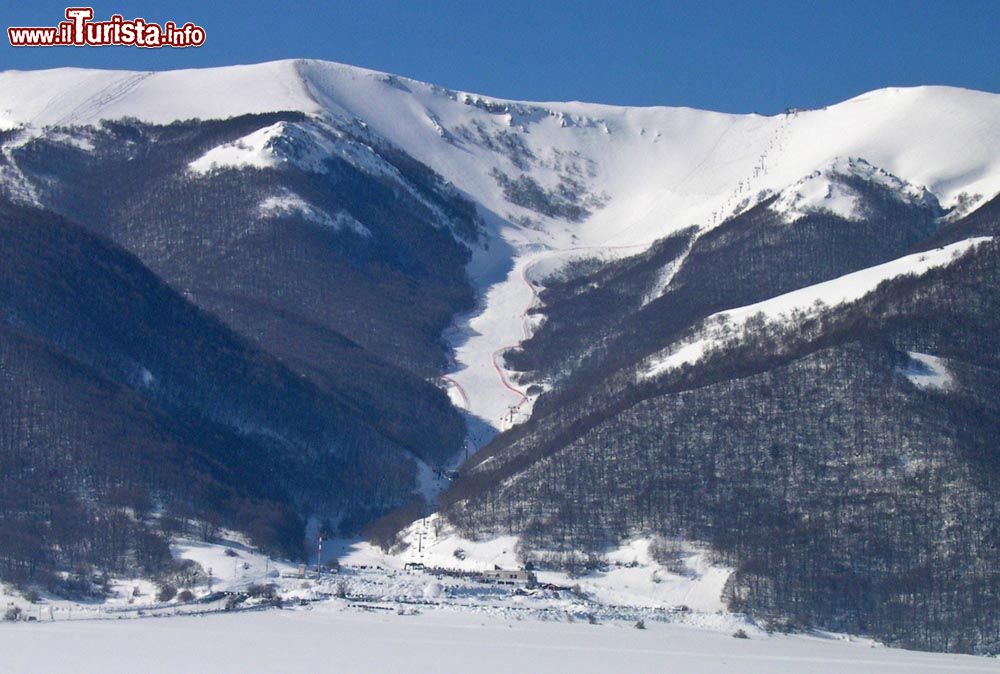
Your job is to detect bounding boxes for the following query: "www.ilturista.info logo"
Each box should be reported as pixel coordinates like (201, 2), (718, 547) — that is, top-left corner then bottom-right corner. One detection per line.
(8, 7), (206, 48)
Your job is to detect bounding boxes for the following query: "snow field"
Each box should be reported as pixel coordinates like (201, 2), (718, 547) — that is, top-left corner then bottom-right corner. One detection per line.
(3, 603), (997, 674)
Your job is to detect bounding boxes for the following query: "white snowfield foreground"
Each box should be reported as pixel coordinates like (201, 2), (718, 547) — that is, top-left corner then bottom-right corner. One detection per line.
(2, 60), (1000, 434)
(4, 526), (992, 673)
(2, 607), (996, 674)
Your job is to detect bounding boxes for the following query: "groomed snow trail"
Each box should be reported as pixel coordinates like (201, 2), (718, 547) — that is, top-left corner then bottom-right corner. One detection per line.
(447, 241), (648, 438)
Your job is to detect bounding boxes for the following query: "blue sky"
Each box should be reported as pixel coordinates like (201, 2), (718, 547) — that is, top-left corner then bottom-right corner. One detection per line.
(2, 1), (997, 113)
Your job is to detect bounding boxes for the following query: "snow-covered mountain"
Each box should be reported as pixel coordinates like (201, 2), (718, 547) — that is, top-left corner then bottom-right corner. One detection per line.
(7, 59), (999, 431)
(3, 60), (999, 220)
(3, 59), (1000, 654)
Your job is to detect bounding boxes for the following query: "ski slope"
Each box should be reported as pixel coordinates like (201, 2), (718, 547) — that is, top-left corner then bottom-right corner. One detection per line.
(3, 60), (1000, 438)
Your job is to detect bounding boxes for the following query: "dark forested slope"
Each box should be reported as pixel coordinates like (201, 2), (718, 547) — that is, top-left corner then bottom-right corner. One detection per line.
(0, 199), (444, 589)
(445, 194), (1000, 653)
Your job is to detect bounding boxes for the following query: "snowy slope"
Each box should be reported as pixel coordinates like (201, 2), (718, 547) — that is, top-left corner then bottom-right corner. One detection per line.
(3, 60), (999, 436)
(770, 156), (940, 223)
(902, 352), (954, 390)
(644, 236), (992, 378)
(3, 62), (998, 223)
(331, 514), (732, 614)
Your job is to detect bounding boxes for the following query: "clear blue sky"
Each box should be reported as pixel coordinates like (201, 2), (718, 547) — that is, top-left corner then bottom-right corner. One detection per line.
(2, 1), (997, 114)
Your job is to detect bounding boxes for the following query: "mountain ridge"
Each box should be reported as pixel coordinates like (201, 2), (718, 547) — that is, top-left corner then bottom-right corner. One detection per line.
(3, 58), (1000, 652)
(1, 58), (995, 119)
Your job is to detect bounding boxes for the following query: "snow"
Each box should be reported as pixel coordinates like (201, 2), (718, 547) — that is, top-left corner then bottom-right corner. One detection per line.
(2, 524), (748, 655)
(585, 539), (731, 612)
(330, 515), (732, 615)
(45, 129), (97, 152)
(446, 252), (540, 431)
(188, 121), (292, 173)
(718, 237), (990, 323)
(0, 159), (40, 205)
(258, 192), (371, 237)
(645, 237), (991, 378)
(2, 59), (999, 666)
(187, 118), (393, 180)
(903, 352), (954, 390)
(5, 526), (992, 671)
(185, 113), (461, 236)
(3, 59), (1000, 441)
(413, 459), (451, 502)
(0, 534), (294, 627)
(170, 538), (286, 590)
(0, 138), (42, 206)
(643, 238), (694, 305)
(2, 527), (996, 671)
(444, 242), (648, 434)
(4, 603), (997, 674)
(334, 514), (524, 572)
(0, 63), (316, 129)
(771, 157), (937, 223)
(2, 64), (998, 227)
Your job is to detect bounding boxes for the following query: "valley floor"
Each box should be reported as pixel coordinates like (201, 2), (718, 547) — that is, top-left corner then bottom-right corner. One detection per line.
(2, 604), (996, 674)
(3, 529), (998, 672)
